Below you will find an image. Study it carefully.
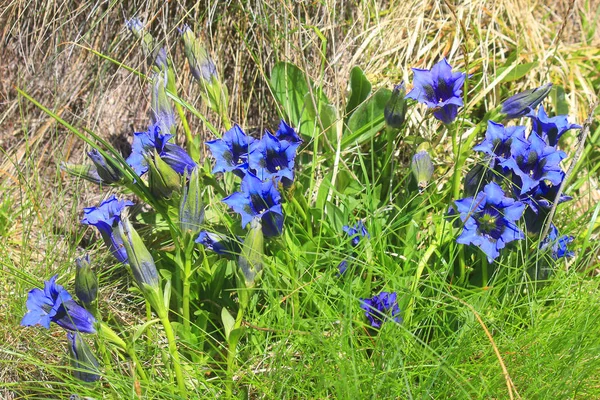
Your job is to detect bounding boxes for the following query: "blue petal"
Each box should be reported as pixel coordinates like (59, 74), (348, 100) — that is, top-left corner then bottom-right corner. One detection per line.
(162, 143), (197, 174)
(54, 300), (96, 333)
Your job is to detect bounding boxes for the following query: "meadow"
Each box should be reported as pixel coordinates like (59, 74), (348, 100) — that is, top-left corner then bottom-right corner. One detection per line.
(1, 0), (600, 398)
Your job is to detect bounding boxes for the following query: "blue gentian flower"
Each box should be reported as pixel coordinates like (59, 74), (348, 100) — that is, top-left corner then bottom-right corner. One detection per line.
(67, 332), (101, 382)
(87, 149), (122, 184)
(519, 179), (572, 234)
(337, 260), (349, 276)
(528, 105), (581, 147)
(385, 82), (407, 128)
(473, 121), (527, 166)
(127, 124), (196, 176)
(360, 292), (402, 328)
(501, 83), (552, 119)
(248, 132), (300, 182)
(195, 231), (241, 257)
(405, 58), (466, 124)
(453, 182), (525, 262)
(500, 131), (566, 194)
(343, 221), (369, 247)
(206, 125), (255, 177)
(81, 195), (133, 264)
(222, 172), (284, 237)
(275, 120), (302, 144)
(21, 275), (96, 333)
(541, 225), (574, 259)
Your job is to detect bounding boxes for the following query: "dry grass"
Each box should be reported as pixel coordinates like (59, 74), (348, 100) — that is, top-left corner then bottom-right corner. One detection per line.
(1, 0), (599, 394)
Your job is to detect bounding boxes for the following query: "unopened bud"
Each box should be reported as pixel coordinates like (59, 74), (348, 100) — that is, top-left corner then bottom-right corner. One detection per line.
(411, 144), (434, 191)
(179, 167), (205, 235)
(87, 149), (122, 184)
(146, 151), (181, 199)
(463, 163), (493, 197)
(126, 17), (167, 70)
(501, 83), (552, 119)
(67, 332), (100, 382)
(61, 163), (103, 185)
(384, 82), (407, 128)
(179, 24), (218, 83)
(151, 71), (175, 134)
(75, 255), (97, 305)
(238, 219), (264, 288)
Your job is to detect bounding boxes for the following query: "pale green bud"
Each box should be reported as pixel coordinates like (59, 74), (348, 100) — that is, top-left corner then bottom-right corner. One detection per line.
(146, 151), (181, 199)
(179, 167), (205, 235)
(75, 255), (97, 305)
(411, 144), (434, 191)
(238, 219), (264, 288)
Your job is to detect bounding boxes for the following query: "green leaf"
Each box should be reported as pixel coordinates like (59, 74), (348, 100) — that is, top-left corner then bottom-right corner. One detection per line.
(344, 88), (392, 147)
(221, 307), (236, 341)
(551, 85), (569, 115)
(499, 61), (538, 83)
(345, 66), (372, 116)
(271, 61), (310, 129)
(132, 319), (160, 343)
(304, 92), (338, 140)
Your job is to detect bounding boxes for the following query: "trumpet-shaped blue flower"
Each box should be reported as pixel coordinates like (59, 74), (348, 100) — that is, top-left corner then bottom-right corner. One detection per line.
(21, 275), (96, 333)
(519, 179), (572, 233)
(81, 195), (133, 264)
(249, 133), (300, 182)
(501, 83), (552, 119)
(473, 121), (527, 166)
(528, 105), (581, 147)
(453, 182), (525, 262)
(206, 125), (255, 177)
(222, 172), (283, 237)
(343, 221), (369, 247)
(275, 120), (302, 144)
(195, 231), (242, 257)
(405, 58), (466, 124)
(360, 292), (402, 328)
(127, 124), (196, 176)
(500, 131), (566, 194)
(541, 225), (574, 259)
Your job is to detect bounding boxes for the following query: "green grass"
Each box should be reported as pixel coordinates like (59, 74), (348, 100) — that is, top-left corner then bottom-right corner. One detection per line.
(2, 0), (600, 399)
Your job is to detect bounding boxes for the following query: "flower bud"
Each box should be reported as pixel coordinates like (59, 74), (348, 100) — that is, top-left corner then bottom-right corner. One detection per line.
(195, 231), (241, 258)
(411, 145), (434, 191)
(179, 24), (218, 83)
(117, 214), (160, 294)
(238, 219), (264, 288)
(151, 71), (175, 135)
(179, 167), (205, 235)
(146, 150), (181, 199)
(60, 162), (103, 185)
(501, 83), (552, 119)
(463, 163), (493, 197)
(384, 82), (407, 128)
(67, 332), (100, 383)
(75, 255), (97, 305)
(126, 17), (167, 70)
(87, 149), (122, 184)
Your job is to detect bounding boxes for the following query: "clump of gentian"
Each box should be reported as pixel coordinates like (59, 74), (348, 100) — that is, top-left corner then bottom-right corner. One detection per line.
(500, 131), (566, 194)
(384, 82), (407, 128)
(81, 196), (133, 264)
(411, 144), (434, 191)
(248, 132), (300, 183)
(343, 221), (369, 247)
(87, 149), (122, 184)
(179, 167), (205, 236)
(360, 292), (402, 328)
(196, 231), (241, 257)
(75, 255), (97, 306)
(519, 179), (572, 234)
(501, 83), (552, 119)
(222, 172), (283, 237)
(540, 225), (574, 260)
(527, 104), (581, 147)
(274, 120), (302, 144)
(67, 332), (101, 383)
(127, 123), (196, 176)
(206, 125), (255, 177)
(452, 182), (525, 262)
(473, 121), (527, 167)
(405, 58), (466, 124)
(21, 275), (96, 333)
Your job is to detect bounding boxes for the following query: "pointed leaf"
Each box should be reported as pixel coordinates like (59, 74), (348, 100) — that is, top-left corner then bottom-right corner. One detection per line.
(345, 66), (372, 116)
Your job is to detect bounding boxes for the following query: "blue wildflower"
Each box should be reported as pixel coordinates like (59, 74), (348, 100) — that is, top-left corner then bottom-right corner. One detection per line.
(528, 105), (581, 147)
(343, 221), (369, 247)
(501, 83), (552, 119)
(274, 120), (302, 144)
(519, 179), (572, 234)
(67, 332), (101, 382)
(541, 225), (574, 259)
(360, 292), (402, 328)
(500, 131), (566, 194)
(337, 260), (349, 276)
(453, 182), (525, 262)
(81, 195), (133, 264)
(405, 58), (466, 124)
(384, 82), (407, 128)
(195, 231), (241, 257)
(126, 124), (196, 176)
(248, 132), (300, 182)
(222, 172), (284, 237)
(206, 125), (255, 177)
(21, 275), (96, 333)
(473, 121), (527, 166)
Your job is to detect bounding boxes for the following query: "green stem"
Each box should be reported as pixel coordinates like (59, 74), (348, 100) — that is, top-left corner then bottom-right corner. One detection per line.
(182, 251), (193, 332)
(226, 305), (245, 399)
(383, 126), (398, 200)
(158, 312), (187, 396)
(404, 242), (437, 326)
(127, 345), (149, 383)
(481, 257), (489, 287)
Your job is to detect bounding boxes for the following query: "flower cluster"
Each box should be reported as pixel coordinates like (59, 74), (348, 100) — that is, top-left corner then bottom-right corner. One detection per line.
(454, 86), (580, 261)
(205, 121), (301, 238)
(360, 292), (402, 328)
